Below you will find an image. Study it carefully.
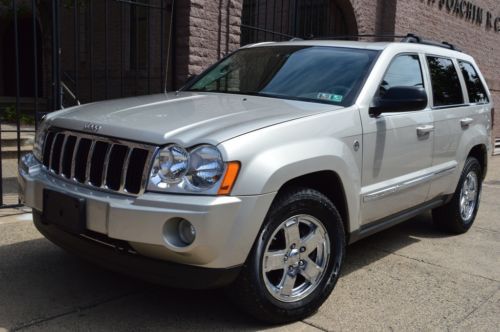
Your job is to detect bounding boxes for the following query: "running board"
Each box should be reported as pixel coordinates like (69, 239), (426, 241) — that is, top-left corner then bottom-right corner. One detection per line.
(348, 196), (451, 244)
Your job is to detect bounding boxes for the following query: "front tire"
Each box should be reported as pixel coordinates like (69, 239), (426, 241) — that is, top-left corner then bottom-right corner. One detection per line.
(229, 187), (345, 324)
(432, 157), (482, 234)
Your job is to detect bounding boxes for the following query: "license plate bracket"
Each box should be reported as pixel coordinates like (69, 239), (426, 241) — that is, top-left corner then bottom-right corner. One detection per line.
(43, 189), (86, 234)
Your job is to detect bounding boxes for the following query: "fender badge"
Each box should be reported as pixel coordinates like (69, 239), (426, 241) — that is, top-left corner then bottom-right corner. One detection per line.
(83, 122), (102, 133)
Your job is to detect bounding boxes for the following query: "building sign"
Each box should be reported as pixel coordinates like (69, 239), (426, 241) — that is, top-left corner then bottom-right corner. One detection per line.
(423, 0), (500, 32)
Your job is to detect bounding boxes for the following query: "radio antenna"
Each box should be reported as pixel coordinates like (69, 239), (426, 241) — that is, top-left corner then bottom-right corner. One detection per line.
(164, 0), (175, 94)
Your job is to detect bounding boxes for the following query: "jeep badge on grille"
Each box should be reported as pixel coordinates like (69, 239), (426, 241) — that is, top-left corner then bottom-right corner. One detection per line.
(83, 122), (102, 133)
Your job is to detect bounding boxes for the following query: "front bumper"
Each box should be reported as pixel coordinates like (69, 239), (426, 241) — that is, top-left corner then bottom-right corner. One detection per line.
(19, 154), (276, 272)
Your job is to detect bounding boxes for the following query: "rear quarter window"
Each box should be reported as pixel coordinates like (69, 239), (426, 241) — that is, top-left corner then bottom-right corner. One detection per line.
(458, 61), (489, 104)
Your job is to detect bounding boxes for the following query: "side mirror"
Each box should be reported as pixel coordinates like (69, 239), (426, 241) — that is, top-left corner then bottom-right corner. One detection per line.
(369, 86), (428, 117)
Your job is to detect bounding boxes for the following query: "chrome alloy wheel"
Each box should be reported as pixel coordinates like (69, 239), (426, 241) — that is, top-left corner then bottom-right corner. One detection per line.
(261, 214), (330, 303)
(460, 171), (478, 222)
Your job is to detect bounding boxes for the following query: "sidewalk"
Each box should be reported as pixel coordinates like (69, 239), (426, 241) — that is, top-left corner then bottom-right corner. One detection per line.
(0, 157), (499, 331)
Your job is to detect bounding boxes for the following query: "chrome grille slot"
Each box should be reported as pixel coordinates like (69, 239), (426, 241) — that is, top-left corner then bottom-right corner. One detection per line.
(89, 141), (110, 187)
(42, 129), (155, 196)
(125, 148), (149, 194)
(74, 138), (92, 182)
(61, 135), (77, 178)
(42, 132), (55, 168)
(105, 145), (128, 190)
(50, 134), (65, 174)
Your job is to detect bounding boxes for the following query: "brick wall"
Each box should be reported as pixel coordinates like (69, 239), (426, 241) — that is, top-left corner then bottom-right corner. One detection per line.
(393, 0), (500, 138)
(175, 0), (242, 86)
(183, 0), (500, 137)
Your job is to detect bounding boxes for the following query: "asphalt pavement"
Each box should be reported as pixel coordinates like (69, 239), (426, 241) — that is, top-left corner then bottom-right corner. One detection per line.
(0, 157), (499, 331)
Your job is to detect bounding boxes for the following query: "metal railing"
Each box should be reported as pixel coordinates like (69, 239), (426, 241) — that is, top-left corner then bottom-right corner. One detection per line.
(0, 0), (175, 208)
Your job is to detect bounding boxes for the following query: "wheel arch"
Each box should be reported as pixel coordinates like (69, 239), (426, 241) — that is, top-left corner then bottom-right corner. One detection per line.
(468, 144), (488, 180)
(273, 170), (351, 239)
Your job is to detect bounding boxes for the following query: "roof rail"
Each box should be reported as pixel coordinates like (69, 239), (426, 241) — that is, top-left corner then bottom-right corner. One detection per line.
(401, 33), (462, 52)
(311, 34), (406, 40)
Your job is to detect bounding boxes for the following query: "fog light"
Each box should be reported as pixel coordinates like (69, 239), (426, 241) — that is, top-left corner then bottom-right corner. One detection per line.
(178, 219), (196, 245)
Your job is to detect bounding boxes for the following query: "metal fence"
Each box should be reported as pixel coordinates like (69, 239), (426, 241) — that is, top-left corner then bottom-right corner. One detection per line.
(0, 0), (175, 208)
(240, 0), (351, 45)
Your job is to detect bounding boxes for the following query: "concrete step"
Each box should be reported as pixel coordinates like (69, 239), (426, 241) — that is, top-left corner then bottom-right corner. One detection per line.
(0, 177), (19, 195)
(1, 136), (34, 148)
(1, 146), (32, 160)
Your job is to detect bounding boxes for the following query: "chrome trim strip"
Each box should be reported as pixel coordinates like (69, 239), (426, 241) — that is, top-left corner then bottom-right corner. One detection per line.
(85, 140), (96, 184)
(119, 147), (133, 192)
(70, 137), (81, 179)
(48, 133), (60, 171)
(138, 147), (158, 196)
(363, 165), (457, 202)
(59, 134), (69, 176)
(101, 143), (113, 188)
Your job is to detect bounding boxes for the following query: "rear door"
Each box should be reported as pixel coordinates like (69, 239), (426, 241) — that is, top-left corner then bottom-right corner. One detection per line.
(359, 53), (434, 225)
(426, 57), (490, 199)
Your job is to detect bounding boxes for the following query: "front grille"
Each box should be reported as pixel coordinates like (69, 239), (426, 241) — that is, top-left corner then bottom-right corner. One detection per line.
(42, 129), (156, 195)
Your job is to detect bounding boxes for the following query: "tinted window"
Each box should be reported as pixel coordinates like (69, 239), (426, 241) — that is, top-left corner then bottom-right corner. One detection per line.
(427, 56), (464, 107)
(459, 61), (489, 104)
(187, 46), (378, 107)
(379, 54), (423, 97)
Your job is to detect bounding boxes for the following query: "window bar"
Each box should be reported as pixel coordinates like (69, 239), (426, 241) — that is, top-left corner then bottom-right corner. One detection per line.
(170, 0), (176, 90)
(105, 0), (109, 99)
(264, 0), (268, 40)
(273, 0), (277, 40)
(160, 0), (165, 92)
(280, 0), (284, 38)
(13, 0), (21, 166)
(135, 5), (139, 95)
(32, 0), (39, 129)
(293, 0), (299, 37)
(309, 0), (313, 37)
(89, 0), (94, 101)
(255, 0), (260, 42)
(147, 3), (151, 94)
(121, 1), (125, 97)
(74, 0), (79, 106)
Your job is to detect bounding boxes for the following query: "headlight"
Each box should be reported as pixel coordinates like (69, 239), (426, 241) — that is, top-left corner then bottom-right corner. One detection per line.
(33, 118), (49, 161)
(148, 144), (227, 194)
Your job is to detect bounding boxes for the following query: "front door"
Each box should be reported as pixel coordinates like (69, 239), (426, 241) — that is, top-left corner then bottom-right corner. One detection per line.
(359, 53), (434, 225)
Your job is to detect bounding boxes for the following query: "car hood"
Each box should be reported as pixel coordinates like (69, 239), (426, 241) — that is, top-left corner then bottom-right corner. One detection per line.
(47, 92), (342, 146)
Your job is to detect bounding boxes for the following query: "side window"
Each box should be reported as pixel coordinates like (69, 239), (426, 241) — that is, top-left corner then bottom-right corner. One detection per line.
(379, 54), (423, 97)
(458, 61), (489, 104)
(426, 56), (464, 107)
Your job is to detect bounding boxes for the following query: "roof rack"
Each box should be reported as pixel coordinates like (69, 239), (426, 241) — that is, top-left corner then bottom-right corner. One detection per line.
(306, 33), (462, 52)
(310, 34), (406, 40)
(401, 33), (462, 52)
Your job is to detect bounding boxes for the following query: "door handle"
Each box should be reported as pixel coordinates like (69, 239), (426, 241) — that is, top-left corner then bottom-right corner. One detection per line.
(460, 118), (474, 127)
(416, 125), (434, 137)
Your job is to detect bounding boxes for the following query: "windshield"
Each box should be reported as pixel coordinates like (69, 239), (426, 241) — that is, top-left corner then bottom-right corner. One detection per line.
(186, 46), (378, 106)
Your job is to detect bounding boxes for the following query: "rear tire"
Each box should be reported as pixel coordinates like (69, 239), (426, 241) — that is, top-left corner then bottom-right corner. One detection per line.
(228, 187), (345, 324)
(432, 157), (482, 234)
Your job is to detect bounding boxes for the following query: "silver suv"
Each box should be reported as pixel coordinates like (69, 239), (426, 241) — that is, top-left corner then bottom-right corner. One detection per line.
(19, 35), (493, 323)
